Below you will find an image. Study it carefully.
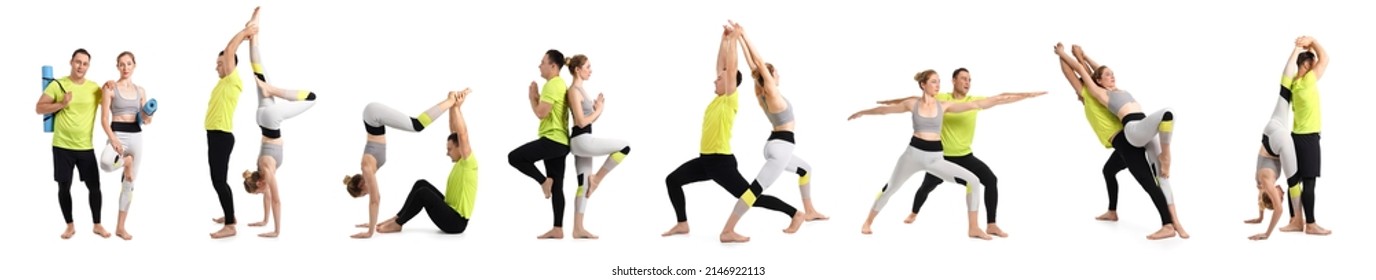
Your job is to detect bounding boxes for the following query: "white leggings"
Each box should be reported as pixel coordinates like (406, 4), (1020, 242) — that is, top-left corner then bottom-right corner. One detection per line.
(571, 133), (631, 214)
(872, 144), (984, 213)
(99, 131), (141, 212)
(731, 139), (813, 218)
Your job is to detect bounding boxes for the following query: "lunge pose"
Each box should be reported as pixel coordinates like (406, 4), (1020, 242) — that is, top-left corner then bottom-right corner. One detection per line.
(376, 89), (477, 235)
(97, 51), (153, 240)
(564, 54), (632, 239)
(37, 48), (107, 239)
(205, 8), (258, 239)
(509, 49), (573, 239)
(849, 69), (1042, 239)
(723, 22), (828, 235)
(662, 22), (806, 243)
(1056, 43), (1187, 240)
(343, 96), (457, 239)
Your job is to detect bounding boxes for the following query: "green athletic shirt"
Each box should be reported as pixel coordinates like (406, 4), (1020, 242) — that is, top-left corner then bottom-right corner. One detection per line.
(44, 77), (103, 150)
(700, 91), (739, 155)
(935, 92), (984, 157)
(446, 155), (479, 219)
(1080, 87), (1123, 148)
(537, 76), (571, 145)
(1282, 72), (1321, 134)
(205, 70), (244, 132)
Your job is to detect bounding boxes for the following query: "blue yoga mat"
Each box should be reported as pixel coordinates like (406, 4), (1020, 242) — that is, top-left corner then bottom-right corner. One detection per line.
(137, 98), (157, 124)
(42, 65), (54, 133)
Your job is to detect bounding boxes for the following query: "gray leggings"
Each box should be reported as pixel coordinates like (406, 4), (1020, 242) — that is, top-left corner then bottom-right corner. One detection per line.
(363, 102), (449, 133)
(99, 131), (142, 212)
(1259, 119), (1299, 181)
(731, 138), (813, 218)
(872, 144), (983, 213)
(571, 133), (631, 214)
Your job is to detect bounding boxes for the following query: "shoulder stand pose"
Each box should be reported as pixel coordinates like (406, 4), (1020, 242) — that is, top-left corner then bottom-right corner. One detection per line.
(376, 89), (477, 235)
(565, 54), (633, 239)
(850, 69), (1042, 239)
(661, 22), (806, 243)
(96, 51), (153, 240)
(1055, 43), (1188, 240)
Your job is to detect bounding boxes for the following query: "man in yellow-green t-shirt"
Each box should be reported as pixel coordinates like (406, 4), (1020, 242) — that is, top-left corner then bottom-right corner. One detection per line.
(1283, 37), (1331, 235)
(208, 15), (256, 239)
(508, 49), (573, 239)
(36, 49), (108, 239)
(377, 90), (476, 235)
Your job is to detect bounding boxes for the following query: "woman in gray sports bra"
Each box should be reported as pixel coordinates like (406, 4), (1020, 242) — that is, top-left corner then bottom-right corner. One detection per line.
(563, 54), (633, 239)
(96, 51), (152, 241)
(848, 69), (1042, 239)
(237, 28), (319, 238)
(725, 23), (829, 239)
(1056, 43), (1187, 240)
(342, 91), (460, 238)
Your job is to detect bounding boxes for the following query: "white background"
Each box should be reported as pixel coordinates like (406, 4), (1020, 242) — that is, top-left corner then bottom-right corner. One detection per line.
(2, 0), (1371, 279)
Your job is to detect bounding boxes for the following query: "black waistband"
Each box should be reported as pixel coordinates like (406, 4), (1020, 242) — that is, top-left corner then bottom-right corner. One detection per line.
(572, 125), (592, 138)
(909, 136), (942, 152)
(261, 126), (281, 139)
(365, 121), (386, 136)
(1261, 135), (1279, 157)
(112, 122), (141, 133)
(1120, 112), (1146, 125)
(768, 131), (795, 144)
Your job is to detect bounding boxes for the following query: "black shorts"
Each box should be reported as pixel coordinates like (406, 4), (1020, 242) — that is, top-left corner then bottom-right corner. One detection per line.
(52, 146), (99, 184)
(1291, 133), (1321, 177)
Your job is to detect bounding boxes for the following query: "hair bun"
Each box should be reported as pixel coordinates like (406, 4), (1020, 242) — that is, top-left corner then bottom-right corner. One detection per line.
(343, 175), (352, 186)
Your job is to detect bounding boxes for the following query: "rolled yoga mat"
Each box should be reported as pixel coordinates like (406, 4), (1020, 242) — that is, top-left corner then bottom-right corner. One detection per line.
(42, 65), (55, 133)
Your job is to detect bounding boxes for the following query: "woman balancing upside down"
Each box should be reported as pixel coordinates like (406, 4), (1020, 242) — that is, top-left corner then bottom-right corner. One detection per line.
(1055, 43), (1189, 240)
(849, 69), (1043, 239)
(342, 93), (457, 239)
(376, 89), (478, 235)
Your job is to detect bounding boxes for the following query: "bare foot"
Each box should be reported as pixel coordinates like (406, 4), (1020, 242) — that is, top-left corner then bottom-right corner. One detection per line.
(258, 231), (279, 238)
(377, 221), (402, 233)
(538, 227), (564, 239)
(1248, 233), (1270, 240)
(969, 228), (993, 240)
(351, 231), (373, 239)
(61, 225), (75, 239)
(1280, 221), (1305, 232)
(248, 220), (267, 227)
(783, 212), (805, 234)
(986, 224), (1008, 238)
(1147, 226), (1177, 240)
(1244, 217), (1263, 224)
(210, 226), (237, 239)
(719, 231), (750, 243)
(1175, 226), (1191, 239)
(212, 217), (225, 224)
(573, 228), (599, 239)
(861, 223), (874, 235)
(903, 213), (918, 224)
(540, 178), (553, 199)
(1095, 211), (1119, 221)
(661, 223), (690, 237)
(93, 225), (111, 238)
(116, 229), (133, 241)
(802, 211), (829, 222)
(1305, 224), (1332, 236)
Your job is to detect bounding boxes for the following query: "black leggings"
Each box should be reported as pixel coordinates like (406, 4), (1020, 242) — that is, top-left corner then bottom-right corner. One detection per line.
(665, 154), (797, 222)
(52, 147), (101, 224)
(911, 153), (1000, 223)
(207, 130), (237, 225)
(1110, 133), (1173, 226)
(507, 137), (570, 227)
(396, 180), (469, 234)
(1102, 149), (1127, 211)
(1292, 132), (1321, 223)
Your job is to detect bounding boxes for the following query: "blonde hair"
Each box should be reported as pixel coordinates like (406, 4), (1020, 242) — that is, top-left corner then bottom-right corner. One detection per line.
(242, 170), (261, 193)
(914, 69), (938, 90)
(344, 174), (365, 197)
(566, 54), (589, 79)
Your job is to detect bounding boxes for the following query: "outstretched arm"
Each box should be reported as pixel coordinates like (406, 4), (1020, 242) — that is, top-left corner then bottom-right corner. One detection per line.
(218, 25), (255, 79)
(849, 99), (914, 120)
(876, 96), (918, 105)
(1309, 39), (1329, 80)
(1058, 58), (1085, 102)
(716, 24), (739, 95)
(947, 92), (1047, 113)
(363, 166), (380, 235)
(452, 89), (473, 158)
(1055, 44), (1109, 105)
(1254, 187), (1286, 239)
(266, 169), (282, 235)
(733, 22), (779, 98)
(1283, 44), (1305, 79)
(1072, 45), (1101, 77)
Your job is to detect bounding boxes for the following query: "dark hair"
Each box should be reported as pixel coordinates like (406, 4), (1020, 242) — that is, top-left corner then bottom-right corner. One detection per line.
(1259, 192), (1274, 210)
(1297, 51), (1316, 68)
(752, 63), (777, 85)
(448, 132), (460, 145)
(735, 70), (743, 87)
(952, 68), (969, 79)
(567, 54), (589, 78)
(243, 170), (262, 193)
(1091, 65), (1110, 87)
(344, 174), (364, 198)
(545, 49), (566, 70)
(117, 51), (136, 64)
(72, 48), (91, 60)
(219, 50), (239, 65)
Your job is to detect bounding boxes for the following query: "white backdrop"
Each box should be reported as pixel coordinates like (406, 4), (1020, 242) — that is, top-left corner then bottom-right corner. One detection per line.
(2, 0), (1370, 279)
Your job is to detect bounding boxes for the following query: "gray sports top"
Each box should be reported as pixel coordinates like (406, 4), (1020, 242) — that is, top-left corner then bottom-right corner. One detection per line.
(574, 85), (594, 117)
(760, 94), (795, 126)
(912, 98), (944, 134)
(111, 86), (141, 117)
(1107, 89), (1136, 113)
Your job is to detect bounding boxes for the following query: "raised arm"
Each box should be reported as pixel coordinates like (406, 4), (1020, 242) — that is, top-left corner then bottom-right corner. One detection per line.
(849, 99), (915, 120)
(733, 22), (780, 98)
(1072, 45), (1101, 76)
(1055, 44), (1109, 105)
(1058, 58), (1085, 102)
(266, 168), (281, 236)
(361, 164), (380, 237)
(946, 92), (1047, 113)
(218, 25), (254, 79)
(716, 24), (739, 95)
(1282, 43), (1305, 79)
(1309, 38), (1329, 80)
(452, 89), (473, 159)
